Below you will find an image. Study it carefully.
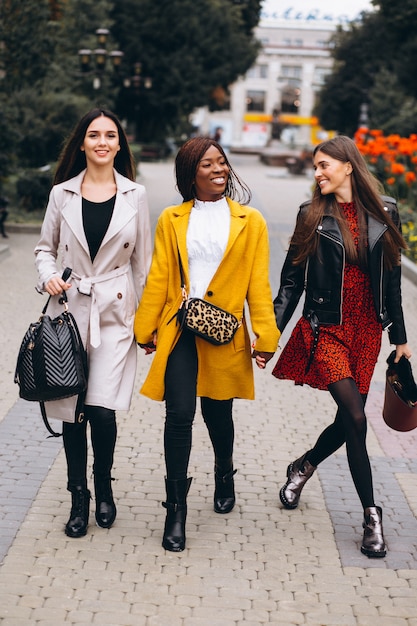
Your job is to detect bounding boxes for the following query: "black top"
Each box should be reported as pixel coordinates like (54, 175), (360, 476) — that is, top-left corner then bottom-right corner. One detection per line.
(82, 195), (116, 261)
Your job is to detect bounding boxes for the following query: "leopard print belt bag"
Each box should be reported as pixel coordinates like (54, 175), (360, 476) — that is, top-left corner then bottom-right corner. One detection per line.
(170, 250), (241, 345)
(177, 297), (241, 345)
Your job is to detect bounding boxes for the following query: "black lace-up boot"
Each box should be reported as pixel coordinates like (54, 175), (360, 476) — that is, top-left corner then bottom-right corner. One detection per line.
(94, 474), (117, 529)
(65, 486), (91, 538)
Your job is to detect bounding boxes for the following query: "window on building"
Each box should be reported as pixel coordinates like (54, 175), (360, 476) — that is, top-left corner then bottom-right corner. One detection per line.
(281, 85), (301, 113)
(281, 65), (302, 80)
(314, 67), (331, 86)
(294, 39), (303, 47)
(247, 64), (268, 79)
(246, 90), (266, 112)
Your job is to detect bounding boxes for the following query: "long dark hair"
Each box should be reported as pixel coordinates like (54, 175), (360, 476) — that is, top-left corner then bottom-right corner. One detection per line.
(53, 108), (136, 184)
(290, 135), (406, 269)
(175, 136), (252, 205)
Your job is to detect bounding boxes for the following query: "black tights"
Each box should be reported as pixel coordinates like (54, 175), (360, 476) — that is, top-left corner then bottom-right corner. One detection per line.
(63, 405), (117, 490)
(307, 378), (375, 509)
(164, 330), (234, 480)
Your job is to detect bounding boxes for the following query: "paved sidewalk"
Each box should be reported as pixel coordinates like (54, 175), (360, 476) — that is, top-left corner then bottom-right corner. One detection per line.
(1, 158), (417, 625)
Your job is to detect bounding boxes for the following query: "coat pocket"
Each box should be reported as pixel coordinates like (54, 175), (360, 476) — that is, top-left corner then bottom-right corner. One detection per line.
(311, 289), (331, 305)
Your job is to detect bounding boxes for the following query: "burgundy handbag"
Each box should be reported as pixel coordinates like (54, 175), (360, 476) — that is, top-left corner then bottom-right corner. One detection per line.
(382, 351), (417, 432)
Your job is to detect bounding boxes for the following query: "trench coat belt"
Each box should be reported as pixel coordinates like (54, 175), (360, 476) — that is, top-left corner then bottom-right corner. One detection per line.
(72, 263), (131, 349)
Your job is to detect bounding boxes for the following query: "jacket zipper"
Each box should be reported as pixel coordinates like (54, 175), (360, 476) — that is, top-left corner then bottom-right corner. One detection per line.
(317, 230), (345, 324)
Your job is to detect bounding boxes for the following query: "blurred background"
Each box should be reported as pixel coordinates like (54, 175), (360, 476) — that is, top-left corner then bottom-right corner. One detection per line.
(0, 0), (416, 261)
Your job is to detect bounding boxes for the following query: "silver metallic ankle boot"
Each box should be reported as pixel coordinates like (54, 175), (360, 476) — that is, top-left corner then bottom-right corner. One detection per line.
(279, 452), (316, 509)
(360, 506), (386, 558)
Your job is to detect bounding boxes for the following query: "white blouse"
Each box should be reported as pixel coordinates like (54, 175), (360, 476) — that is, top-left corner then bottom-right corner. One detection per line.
(186, 197), (231, 299)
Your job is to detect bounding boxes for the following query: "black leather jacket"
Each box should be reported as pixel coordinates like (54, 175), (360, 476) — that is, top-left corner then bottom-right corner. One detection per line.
(274, 195), (407, 347)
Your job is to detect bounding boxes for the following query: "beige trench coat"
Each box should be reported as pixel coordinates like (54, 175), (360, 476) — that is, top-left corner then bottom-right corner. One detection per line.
(134, 198), (280, 401)
(34, 169), (152, 421)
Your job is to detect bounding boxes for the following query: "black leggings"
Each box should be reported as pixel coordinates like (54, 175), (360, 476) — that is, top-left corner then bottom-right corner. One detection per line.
(63, 405), (117, 490)
(164, 330), (234, 480)
(307, 377), (374, 509)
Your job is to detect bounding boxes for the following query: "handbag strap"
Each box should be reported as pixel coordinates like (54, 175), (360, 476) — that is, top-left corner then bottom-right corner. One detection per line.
(42, 267), (72, 315)
(177, 250), (186, 289)
(40, 393), (86, 438)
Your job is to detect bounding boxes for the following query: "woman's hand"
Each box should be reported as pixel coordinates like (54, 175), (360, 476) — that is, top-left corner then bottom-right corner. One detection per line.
(139, 332), (157, 355)
(252, 350), (275, 369)
(45, 275), (72, 296)
(394, 343), (412, 362)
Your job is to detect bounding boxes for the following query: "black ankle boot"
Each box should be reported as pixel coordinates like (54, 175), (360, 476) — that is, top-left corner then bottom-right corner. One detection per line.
(65, 486), (91, 538)
(162, 477), (192, 552)
(361, 506), (386, 558)
(94, 475), (117, 529)
(214, 458), (237, 514)
(279, 451), (316, 509)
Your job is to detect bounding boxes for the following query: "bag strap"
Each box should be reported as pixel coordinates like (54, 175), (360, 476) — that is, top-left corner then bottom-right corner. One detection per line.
(40, 393), (86, 439)
(177, 249), (186, 289)
(42, 267), (72, 315)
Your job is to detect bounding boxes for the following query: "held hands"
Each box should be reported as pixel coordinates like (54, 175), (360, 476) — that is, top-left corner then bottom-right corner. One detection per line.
(251, 350), (275, 370)
(139, 332), (157, 355)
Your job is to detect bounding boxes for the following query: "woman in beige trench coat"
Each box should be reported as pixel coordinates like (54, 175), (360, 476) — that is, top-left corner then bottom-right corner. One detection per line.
(134, 137), (280, 551)
(35, 109), (152, 538)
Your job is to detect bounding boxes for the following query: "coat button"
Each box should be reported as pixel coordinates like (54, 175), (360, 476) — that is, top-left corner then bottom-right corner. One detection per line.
(207, 290), (213, 297)
(65, 244), (68, 251)
(318, 297), (323, 303)
(317, 225), (322, 231)
(117, 293), (123, 299)
(124, 242), (129, 249)
(383, 206), (388, 211)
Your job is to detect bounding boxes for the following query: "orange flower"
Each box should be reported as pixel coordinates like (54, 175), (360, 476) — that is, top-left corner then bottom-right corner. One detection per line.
(386, 177), (396, 185)
(405, 171), (416, 185)
(391, 162), (406, 175)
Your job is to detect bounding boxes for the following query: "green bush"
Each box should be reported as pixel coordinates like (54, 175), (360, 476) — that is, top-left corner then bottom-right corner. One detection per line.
(16, 168), (53, 212)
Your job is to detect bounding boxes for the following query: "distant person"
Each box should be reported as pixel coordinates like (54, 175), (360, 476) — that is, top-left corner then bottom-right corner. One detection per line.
(272, 135), (411, 558)
(134, 136), (279, 551)
(213, 126), (223, 143)
(0, 195), (9, 238)
(34, 108), (152, 538)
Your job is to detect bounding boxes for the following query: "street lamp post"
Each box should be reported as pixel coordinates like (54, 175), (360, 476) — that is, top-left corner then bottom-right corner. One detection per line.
(78, 28), (123, 91)
(123, 63), (153, 141)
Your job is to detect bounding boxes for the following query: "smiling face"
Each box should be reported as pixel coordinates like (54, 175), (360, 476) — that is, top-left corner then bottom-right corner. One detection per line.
(81, 115), (120, 167)
(314, 150), (353, 203)
(194, 145), (229, 201)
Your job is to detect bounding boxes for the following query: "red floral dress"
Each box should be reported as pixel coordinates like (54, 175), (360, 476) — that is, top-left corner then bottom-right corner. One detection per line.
(272, 203), (382, 394)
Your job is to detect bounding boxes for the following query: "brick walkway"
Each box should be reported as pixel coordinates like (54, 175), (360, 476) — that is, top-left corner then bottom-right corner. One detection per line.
(1, 158), (417, 625)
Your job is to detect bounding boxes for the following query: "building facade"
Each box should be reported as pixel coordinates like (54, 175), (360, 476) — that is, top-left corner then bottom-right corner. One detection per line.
(198, 16), (336, 150)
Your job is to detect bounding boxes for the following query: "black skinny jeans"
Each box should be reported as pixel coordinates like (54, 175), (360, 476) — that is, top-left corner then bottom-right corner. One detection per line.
(164, 330), (234, 480)
(63, 405), (117, 491)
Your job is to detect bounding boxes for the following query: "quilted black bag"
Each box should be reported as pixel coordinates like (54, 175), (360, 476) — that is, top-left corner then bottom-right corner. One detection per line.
(14, 268), (88, 437)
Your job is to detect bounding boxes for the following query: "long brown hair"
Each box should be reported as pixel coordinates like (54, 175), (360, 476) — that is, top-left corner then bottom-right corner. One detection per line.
(175, 136), (251, 205)
(290, 135), (407, 269)
(53, 108), (136, 184)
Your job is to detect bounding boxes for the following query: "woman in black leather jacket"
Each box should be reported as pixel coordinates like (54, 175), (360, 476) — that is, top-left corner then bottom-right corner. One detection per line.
(272, 135), (412, 558)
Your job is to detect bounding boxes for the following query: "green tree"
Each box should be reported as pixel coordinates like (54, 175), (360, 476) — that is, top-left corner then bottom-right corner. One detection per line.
(111, 0), (261, 142)
(315, 1), (417, 136)
(0, 0), (120, 169)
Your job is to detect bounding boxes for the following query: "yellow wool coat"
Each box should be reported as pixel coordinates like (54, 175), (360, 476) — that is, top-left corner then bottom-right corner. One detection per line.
(134, 198), (280, 401)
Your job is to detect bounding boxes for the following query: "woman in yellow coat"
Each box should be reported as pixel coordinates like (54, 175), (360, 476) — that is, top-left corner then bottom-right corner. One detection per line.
(134, 137), (280, 551)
